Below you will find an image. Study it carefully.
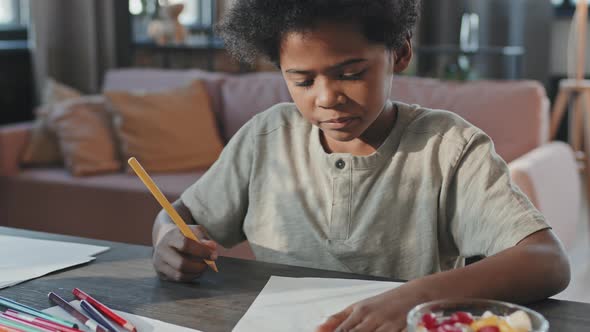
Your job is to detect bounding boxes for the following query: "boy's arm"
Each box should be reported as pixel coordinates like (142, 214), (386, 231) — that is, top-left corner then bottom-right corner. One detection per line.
(412, 228), (569, 303)
(317, 228), (569, 332)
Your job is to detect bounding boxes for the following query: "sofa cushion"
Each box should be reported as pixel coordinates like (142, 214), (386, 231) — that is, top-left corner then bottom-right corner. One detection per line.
(220, 72), (292, 141)
(391, 76), (548, 163)
(21, 79), (82, 166)
(102, 68), (227, 136)
(106, 80), (224, 173)
(48, 96), (121, 176)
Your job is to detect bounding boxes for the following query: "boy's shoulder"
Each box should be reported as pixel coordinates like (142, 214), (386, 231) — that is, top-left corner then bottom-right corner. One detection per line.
(398, 102), (483, 146)
(249, 102), (308, 136)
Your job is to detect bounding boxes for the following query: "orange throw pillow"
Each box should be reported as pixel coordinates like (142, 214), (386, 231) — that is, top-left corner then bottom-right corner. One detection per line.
(48, 96), (122, 176)
(106, 80), (224, 173)
(20, 79), (82, 166)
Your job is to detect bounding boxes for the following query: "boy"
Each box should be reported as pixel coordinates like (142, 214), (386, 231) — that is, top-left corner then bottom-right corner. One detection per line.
(152, 1), (570, 331)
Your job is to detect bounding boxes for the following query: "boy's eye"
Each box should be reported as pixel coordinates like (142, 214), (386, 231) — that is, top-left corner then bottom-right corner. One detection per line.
(339, 69), (367, 80)
(294, 80), (314, 87)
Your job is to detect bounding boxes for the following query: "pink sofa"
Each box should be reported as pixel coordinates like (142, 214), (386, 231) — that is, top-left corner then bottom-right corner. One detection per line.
(0, 69), (581, 259)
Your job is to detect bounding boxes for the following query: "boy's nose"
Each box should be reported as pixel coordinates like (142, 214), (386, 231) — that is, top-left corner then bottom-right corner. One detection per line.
(316, 79), (345, 109)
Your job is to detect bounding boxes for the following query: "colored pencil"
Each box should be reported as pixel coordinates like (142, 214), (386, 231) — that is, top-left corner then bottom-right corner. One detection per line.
(0, 315), (44, 332)
(47, 293), (107, 332)
(0, 296), (77, 329)
(79, 301), (117, 332)
(5, 310), (82, 332)
(0, 312), (54, 332)
(72, 288), (136, 332)
(0, 321), (22, 332)
(128, 157), (219, 272)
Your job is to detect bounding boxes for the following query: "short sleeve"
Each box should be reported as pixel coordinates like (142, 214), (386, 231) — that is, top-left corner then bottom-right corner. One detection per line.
(446, 131), (550, 258)
(180, 116), (256, 247)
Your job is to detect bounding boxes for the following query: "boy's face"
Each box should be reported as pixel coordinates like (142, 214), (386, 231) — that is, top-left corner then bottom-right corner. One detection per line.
(279, 21), (411, 144)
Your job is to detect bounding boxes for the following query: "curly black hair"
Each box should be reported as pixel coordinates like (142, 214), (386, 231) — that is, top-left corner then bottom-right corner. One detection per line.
(216, 0), (421, 66)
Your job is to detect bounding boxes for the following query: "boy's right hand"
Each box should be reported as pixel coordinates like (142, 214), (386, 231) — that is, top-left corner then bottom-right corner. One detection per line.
(152, 225), (218, 282)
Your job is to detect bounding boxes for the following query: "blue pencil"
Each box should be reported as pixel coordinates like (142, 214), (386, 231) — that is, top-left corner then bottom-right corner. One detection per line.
(48, 292), (107, 332)
(80, 300), (119, 332)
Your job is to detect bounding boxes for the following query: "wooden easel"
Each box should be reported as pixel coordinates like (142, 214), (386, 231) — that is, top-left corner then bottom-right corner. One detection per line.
(549, 1), (590, 194)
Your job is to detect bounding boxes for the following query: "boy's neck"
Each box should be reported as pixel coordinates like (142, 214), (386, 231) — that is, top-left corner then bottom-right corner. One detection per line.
(320, 101), (397, 156)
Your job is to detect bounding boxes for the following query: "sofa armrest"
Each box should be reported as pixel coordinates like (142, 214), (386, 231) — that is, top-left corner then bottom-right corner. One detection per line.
(508, 142), (580, 250)
(0, 122), (32, 176)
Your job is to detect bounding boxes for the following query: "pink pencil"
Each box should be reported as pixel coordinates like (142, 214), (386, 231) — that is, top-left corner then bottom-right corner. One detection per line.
(0, 312), (54, 331)
(5, 310), (82, 332)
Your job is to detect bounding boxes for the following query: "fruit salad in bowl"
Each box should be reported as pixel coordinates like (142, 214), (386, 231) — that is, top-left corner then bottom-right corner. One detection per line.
(406, 299), (549, 332)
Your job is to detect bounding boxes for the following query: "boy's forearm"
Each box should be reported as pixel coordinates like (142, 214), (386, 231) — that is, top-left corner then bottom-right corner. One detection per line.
(407, 230), (570, 304)
(152, 199), (198, 246)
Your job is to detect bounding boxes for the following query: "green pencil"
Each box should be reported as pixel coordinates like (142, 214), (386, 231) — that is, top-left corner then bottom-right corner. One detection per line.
(0, 296), (78, 329)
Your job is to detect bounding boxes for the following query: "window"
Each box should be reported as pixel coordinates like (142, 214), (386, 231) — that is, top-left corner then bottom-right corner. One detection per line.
(554, 0), (590, 13)
(129, 0), (213, 28)
(163, 0), (212, 27)
(0, 0), (28, 28)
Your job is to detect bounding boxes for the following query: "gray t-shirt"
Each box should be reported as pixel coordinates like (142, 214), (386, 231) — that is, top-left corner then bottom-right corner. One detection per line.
(181, 102), (549, 280)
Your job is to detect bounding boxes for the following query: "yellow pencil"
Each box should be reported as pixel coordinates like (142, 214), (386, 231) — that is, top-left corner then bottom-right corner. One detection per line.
(127, 157), (219, 273)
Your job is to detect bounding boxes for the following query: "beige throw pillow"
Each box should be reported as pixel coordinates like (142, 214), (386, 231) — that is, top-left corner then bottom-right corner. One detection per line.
(106, 80), (224, 173)
(20, 79), (82, 165)
(48, 96), (122, 176)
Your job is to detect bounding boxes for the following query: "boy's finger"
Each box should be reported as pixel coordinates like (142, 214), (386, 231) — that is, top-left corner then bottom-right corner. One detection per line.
(375, 322), (397, 332)
(170, 231), (217, 259)
(189, 225), (219, 251)
(157, 259), (202, 282)
(348, 318), (378, 332)
(330, 307), (363, 332)
(158, 244), (208, 273)
(315, 308), (352, 332)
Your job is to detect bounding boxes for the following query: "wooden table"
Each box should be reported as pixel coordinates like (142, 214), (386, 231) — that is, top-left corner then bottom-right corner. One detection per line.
(1, 227), (589, 331)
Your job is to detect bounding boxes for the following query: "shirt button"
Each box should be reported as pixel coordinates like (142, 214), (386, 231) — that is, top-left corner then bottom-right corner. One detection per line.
(335, 159), (346, 169)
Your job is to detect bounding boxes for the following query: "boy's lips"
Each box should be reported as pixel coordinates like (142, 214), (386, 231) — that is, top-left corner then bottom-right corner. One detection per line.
(321, 116), (359, 129)
(324, 116), (355, 123)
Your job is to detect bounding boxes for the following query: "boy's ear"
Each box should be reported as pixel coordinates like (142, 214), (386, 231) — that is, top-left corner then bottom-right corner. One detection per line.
(393, 37), (412, 73)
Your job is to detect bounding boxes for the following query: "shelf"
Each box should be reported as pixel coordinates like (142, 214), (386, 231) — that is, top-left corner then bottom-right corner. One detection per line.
(133, 37), (224, 51)
(0, 40), (29, 53)
(416, 44), (524, 57)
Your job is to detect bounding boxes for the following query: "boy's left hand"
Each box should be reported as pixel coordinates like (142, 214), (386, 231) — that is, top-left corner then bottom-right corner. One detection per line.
(315, 286), (420, 332)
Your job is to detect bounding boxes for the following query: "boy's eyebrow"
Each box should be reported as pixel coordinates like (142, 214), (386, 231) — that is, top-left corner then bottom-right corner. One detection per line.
(285, 58), (368, 74)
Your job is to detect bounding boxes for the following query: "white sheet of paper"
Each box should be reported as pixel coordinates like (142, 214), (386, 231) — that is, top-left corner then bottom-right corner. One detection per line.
(0, 235), (109, 289)
(233, 276), (403, 332)
(44, 300), (203, 332)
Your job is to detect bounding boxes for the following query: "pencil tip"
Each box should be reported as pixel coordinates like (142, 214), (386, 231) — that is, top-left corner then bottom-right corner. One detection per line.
(124, 322), (137, 332)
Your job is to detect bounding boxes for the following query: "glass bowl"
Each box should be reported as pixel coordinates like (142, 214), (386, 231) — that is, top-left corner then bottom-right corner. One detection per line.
(406, 298), (549, 332)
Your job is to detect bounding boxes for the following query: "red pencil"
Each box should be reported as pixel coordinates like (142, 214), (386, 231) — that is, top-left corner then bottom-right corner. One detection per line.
(4, 310), (82, 332)
(48, 292), (108, 332)
(72, 288), (137, 332)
